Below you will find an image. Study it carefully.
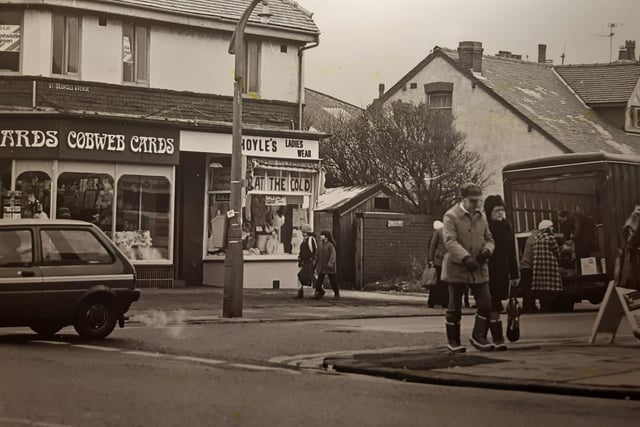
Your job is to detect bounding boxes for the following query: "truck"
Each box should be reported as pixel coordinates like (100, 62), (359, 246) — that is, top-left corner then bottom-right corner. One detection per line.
(502, 152), (640, 312)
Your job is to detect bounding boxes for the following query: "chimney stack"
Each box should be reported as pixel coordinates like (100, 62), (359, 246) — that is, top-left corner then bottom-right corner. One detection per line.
(458, 41), (483, 73)
(378, 83), (385, 98)
(538, 44), (547, 63)
(626, 40), (636, 61)
(619, 47), (629, 61)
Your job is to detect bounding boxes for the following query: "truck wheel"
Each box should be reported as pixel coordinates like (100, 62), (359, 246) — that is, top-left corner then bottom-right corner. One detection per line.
(30, 322), (64, 337)
(74, 297), (118, 340)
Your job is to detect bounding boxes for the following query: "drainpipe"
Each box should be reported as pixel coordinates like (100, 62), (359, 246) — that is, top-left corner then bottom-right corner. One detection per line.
(298, 40), (319, 130)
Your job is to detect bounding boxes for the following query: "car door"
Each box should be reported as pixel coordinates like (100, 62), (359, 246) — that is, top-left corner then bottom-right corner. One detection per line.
(0, 227), (44, 321)
(38, 226), (126, 318)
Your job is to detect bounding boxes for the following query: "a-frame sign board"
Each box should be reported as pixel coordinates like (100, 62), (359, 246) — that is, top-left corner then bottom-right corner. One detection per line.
(589, 280), (640, 344)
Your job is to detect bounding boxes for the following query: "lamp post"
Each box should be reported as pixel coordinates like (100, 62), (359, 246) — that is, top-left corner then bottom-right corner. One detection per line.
(223, 0), (272, 318)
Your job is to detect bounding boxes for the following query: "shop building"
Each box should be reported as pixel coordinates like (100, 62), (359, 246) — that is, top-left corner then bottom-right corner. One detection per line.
(0, 0), (322, 288)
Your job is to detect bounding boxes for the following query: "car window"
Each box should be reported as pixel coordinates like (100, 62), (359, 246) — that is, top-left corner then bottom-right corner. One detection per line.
(0, 229), (33, 267)
(40, 229), (114, 265)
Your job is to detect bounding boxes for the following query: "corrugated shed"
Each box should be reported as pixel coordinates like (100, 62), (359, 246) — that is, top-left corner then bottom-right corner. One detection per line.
(555, 63), (640, 105)
(109, 0), (319, 33)
(316, 184), (382, 212)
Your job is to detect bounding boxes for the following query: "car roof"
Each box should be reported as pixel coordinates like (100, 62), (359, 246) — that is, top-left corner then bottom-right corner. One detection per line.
(0, 219), (93, 227)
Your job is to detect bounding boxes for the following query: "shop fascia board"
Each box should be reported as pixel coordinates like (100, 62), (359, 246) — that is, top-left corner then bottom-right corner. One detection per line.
(0, 108), (330, 141)
(11, 0), (319, 43)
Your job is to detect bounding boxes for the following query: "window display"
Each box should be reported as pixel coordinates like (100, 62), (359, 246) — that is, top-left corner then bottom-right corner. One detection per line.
(116, 175), (170, 261)
(56, 173), (114, 234)
(15, 171), (51, 219)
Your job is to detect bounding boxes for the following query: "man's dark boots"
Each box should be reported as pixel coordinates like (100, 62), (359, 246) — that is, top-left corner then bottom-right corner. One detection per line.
(446, 322), (466, 353)
(469, 315), (494, 351)
(489, 319), (507, 351)
(294, 288), (304, 299)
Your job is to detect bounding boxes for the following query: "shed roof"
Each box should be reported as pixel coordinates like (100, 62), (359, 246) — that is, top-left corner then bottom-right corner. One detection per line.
(555, 62), (640, 106)
(315, 183), (388, 213)
(109, 0), (319, 34)
(503, 152), (640, 172)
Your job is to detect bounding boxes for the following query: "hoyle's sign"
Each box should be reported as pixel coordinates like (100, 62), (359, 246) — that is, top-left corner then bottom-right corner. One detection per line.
(241, 136), (319, 160)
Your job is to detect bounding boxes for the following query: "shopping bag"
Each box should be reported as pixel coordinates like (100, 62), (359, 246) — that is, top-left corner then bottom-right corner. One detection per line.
(421, 263), (438, 287)
(506, 296), (521, 342)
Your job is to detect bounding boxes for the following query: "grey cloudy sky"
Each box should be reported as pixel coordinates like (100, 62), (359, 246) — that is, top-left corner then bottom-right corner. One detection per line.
(300, 0), (640, 107)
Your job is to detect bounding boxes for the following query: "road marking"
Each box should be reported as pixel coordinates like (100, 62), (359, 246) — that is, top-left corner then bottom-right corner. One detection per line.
(71, 344), (120, 352)
(30, 340), (69, 346)
(0, 417), (72, 427)
(172, 356), (225, 365)
(123, 350), (165, 358)
(228, 363), (300, 374)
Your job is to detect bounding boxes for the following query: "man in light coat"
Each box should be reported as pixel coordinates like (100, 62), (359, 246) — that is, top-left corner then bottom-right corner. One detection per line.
(442, 183), (495, 352)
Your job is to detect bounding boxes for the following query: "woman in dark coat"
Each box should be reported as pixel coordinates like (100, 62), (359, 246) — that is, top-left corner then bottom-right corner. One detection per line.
(314, 230), (340, 299)
(484, 195), (519, 350)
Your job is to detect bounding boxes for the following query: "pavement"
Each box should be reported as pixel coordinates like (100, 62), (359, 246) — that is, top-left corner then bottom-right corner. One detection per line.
(129, 286), (640, 400)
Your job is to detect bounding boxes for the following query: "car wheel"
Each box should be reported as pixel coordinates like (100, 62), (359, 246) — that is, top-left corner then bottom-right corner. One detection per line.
(74, 297), (118, 340)
(30, 322), (64, 337)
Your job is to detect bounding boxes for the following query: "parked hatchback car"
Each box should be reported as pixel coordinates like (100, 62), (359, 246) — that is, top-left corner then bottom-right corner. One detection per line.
(0, 219), (140, 339)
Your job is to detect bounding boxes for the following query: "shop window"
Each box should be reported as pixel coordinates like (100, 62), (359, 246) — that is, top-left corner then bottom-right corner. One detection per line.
(244, 40), (260, 94)
(52, 14), (80, 75)
(122, 22), (149, 83)
(116, 175), (170, 261)
(0, 11), (22, 72)
(0, 159), (11, 219)
(13, 171), (51, 219)
(57, 173), (114, 235)
(207, 162), (231, 254)
(40, 229), (113, 265)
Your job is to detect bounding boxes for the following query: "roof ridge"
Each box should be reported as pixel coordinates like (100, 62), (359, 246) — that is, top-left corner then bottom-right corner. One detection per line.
(279, 0), (314, 18)
(305, 87), (364, 111)
(555, 62), (640, 68)
(439, 46), (552, 67)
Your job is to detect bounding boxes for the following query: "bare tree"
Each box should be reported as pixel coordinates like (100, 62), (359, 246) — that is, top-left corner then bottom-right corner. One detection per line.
(320, 101), (491, 215)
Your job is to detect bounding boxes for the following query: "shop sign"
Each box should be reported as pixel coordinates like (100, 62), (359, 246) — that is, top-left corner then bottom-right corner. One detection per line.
(387, 220), (404, 228)
(265, 195), (287, 206)
(0, 25), (20, 52)
(47, 82), (91, 93)
(252, 175), (312, 193)
(241, 136), (319, 160)
(210, 167), (231, 192)
(0, 118), (180, 165)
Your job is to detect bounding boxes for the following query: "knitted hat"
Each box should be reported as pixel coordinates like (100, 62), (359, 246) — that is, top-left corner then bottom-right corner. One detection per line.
(538, 219), (553, 230)
(460, 182), (482, 198)
(484, 195), (505, 218)
(301, 224), (313, 233)
(433, 220), (444, 230)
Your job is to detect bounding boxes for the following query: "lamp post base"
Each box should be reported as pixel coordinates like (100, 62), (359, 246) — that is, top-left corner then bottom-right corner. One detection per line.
(222, 241), (244, 318)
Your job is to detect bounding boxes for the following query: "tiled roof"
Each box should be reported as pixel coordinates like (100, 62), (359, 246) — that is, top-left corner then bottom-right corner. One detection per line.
(304, 88), (363, 132)
(555, 62), (640, 105)
(316, 184), (385, 212)
(109, 0), (319, 34)
(430, 48), (640, 155)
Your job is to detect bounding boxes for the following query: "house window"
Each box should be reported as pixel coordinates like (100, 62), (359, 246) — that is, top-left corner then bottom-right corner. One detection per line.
(425, 82), (453, 110)
(374, 197), (390, 210)
(410, 82), (418, 89)
(122, 23), (149, 83)
(633, 107), (640, 130)
(0, 11), (22, 72)
(52, 14), (80, 75)
(244, 40), (260, 94)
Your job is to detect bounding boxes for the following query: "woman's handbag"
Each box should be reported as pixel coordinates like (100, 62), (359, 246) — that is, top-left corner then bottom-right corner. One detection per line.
(506, 284), (521, 342)
(421, 263), (438, 287)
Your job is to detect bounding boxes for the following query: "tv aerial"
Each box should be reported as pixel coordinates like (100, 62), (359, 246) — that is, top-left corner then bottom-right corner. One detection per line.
(589, 23), (623, 63)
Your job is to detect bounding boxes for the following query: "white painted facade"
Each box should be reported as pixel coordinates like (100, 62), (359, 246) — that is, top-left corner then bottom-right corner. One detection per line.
(17, 9), (303, 103)
(383, 56), (564, 196)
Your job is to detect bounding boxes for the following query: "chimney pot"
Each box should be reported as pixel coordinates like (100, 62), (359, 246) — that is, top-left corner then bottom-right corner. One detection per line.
(378, 83), (385, 98)
(538, 44), (547, 63)
(625, 40), (636, 61)
(458, 41), (483, 73)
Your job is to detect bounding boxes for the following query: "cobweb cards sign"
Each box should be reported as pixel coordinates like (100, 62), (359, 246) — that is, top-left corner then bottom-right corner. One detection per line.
(589, 280), (640, 344)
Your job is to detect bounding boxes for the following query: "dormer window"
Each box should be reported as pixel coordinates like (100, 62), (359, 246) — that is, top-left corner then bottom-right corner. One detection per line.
(425, 82), (453, 110)
(0, 11), (22, 72)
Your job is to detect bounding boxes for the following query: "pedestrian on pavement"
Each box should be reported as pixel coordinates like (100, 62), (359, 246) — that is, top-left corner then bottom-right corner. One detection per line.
(619, 204), (640, 290)
(314, 230), (340, 299)
(427, 220), (448, 308)
(518, 231), (539, 312)
(442, 183), (495, 353)
(532, 220), (562, 293)
(484, 195), (519, 351)
(295, 224), (317, 299)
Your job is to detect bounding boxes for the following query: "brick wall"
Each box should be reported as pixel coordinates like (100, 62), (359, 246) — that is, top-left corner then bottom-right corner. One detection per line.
(0, 76), (299, 129)
(359, 212), (434, 284)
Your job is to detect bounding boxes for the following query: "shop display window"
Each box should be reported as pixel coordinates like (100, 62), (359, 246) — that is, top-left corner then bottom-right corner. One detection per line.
(0, 159), (11, 219)
(57, 173), (114, 234)
(13, 171), (52, 219)
(116, 175), (170, 261)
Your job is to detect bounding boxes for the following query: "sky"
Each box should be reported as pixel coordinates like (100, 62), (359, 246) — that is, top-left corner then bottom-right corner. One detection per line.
(299, 0), (640, 107)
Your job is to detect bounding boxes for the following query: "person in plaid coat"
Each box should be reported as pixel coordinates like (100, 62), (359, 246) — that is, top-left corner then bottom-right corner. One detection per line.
(532, 220), (563, 292)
